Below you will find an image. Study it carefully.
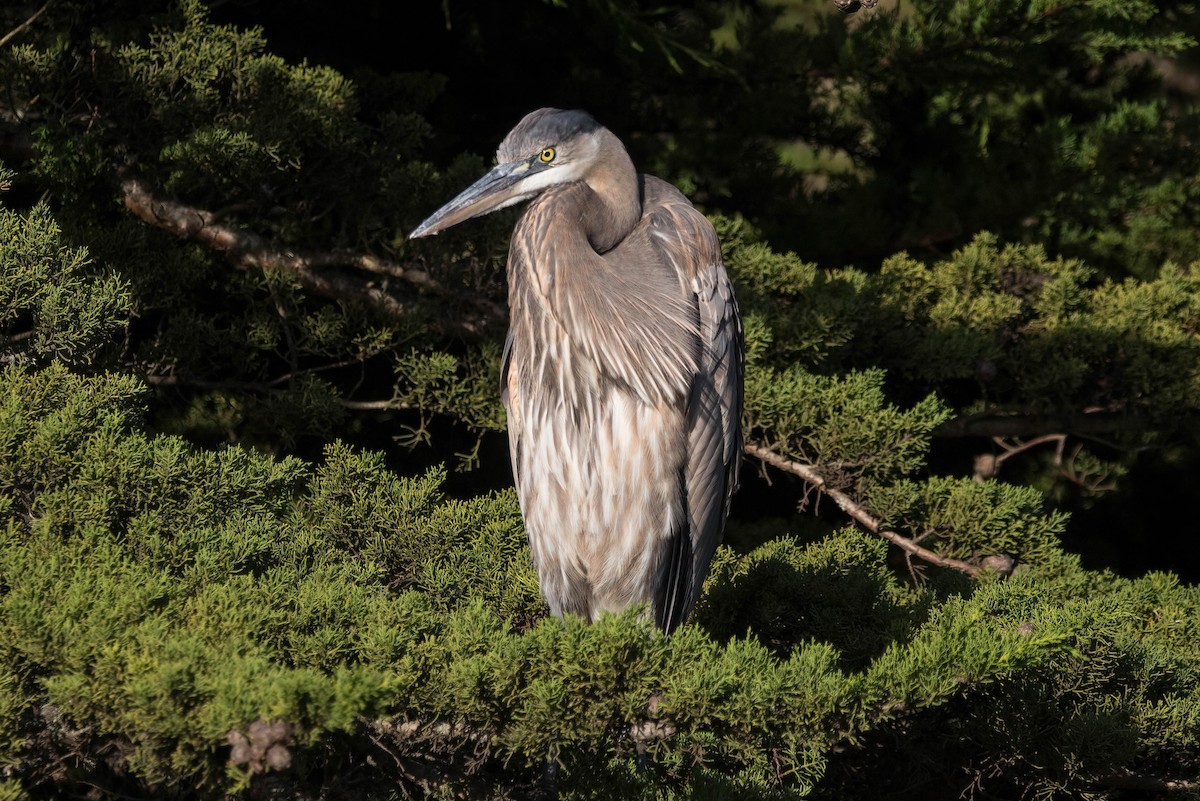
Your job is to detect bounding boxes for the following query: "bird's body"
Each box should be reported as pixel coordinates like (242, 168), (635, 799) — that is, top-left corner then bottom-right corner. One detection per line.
(411, 109), (741, 632)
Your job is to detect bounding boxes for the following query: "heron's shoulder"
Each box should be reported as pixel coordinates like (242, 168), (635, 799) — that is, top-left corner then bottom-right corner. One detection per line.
(638, 174), (721, 273)
(639, 174), (690, 208)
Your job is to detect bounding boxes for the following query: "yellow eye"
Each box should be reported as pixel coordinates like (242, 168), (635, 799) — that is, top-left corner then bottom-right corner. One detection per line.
(539, 147), (556, 163)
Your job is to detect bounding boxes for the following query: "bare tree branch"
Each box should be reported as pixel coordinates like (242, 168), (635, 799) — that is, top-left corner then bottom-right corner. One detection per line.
(119, 175), (507, 338)
(974, 434), (1067, 481)
(340, 398), (414, 412)
(0, 1), (51, 49)
(144, 354), (374, 393)
(745, 441), (1017, 578)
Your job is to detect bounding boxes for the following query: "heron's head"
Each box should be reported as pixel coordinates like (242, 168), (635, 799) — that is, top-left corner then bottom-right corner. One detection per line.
(409, 108), (607, 239)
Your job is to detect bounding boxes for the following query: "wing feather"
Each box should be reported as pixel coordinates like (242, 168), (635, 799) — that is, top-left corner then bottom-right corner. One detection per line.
(499, 329), (523, 491)
(643, 177), (743, 632)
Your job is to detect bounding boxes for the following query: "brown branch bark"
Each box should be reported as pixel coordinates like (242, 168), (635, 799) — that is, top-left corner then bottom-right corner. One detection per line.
(119, 175), (507, 338)
(340, 398), (414, 411)
(744, 441), (1016, 578)
(0, 1), (51, 49)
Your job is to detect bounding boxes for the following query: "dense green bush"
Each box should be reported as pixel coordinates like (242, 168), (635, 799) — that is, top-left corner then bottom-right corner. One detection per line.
(3, 361), (1198, 798)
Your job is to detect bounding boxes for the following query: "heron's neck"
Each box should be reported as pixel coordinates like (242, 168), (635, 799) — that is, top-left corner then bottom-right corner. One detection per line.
(577, 132), (641, 253)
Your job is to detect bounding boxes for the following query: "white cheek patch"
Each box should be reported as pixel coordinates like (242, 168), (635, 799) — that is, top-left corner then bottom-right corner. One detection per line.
(516, 160), (587, 194)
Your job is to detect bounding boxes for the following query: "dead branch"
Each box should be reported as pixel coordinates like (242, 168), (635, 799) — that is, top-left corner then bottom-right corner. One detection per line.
(144, 359), (378, 395)
(0, 1), (51, 49)
(745, 441), (1017, 578)
(340, 397), (414, 411)
(974, 434), (1067, 481)
(118, 175), (507, 338)
(974, 433), (1120, 493)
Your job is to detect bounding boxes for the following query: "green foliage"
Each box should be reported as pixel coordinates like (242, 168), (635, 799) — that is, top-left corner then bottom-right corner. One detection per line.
(113, 0), (360, 210)
(390, 343), (509, 464)
(729, 225), (1200, 510)
(732, 226), (1200, 427)
(4, 0), (470, 452)
(7, 0), (1198, 472)
(875, 235), (1096, 384)
(871, 234), (1200, 416)
(746, 366), (950, 483)
(697, 531), (930, 668)
(0, 172), (131, 367)
(1, 364), (1199, 797)
(303, 441), (540, 621)
(863, 477), (1067, 563)
(0, 365), (533, 793)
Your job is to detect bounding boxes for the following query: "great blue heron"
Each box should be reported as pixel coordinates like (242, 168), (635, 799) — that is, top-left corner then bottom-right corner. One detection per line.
(410, 108), (742, 633)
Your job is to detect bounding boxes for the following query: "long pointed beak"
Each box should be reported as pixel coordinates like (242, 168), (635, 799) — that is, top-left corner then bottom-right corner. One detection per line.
(409, 161), (534, 239)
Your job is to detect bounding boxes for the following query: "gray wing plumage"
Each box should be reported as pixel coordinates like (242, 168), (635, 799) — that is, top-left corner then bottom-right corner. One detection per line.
(642, 177), (743, 632)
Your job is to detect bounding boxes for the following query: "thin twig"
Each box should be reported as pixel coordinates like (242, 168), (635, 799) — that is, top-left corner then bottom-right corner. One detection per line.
(0, 1), (51, 49)
(144, 373), (282, 394)
(5, 329), (36, 344)
(267, 356), (367, 386)
(991, 433), (1066, 469)
(340, 398), (414, 411)
(980, 433), (1119, 493)
(744, 441), (1016, 578)
(142, 355), (372, 395)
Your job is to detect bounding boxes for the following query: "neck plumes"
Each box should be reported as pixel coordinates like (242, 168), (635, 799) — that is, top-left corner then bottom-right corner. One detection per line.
(508, 129), (642, 297)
